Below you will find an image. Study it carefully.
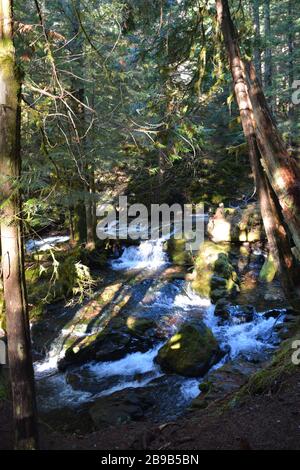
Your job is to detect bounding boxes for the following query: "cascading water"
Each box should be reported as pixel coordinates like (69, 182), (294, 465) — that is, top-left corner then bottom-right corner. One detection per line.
(26, 235), (70, 253)
(33, 236), (285, 423)
(111, 239), (169, 271)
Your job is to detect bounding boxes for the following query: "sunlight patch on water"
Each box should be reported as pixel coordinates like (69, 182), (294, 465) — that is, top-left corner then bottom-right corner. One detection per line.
(173, 284), (212, 309)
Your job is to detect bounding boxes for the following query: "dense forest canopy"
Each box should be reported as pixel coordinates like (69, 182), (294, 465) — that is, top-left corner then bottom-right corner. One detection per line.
(0, 0), (300, 451)
(14, 0), (299, 220)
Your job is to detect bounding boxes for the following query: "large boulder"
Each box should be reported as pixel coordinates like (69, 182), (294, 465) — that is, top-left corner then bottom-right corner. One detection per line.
(192, 241), (239, 303)
(214, 300), (255, 323)
(58, 315), (158, 371)
(88, 388), (154, 428)
(155, 321), (223, 377)
(207, 203), (264, 243)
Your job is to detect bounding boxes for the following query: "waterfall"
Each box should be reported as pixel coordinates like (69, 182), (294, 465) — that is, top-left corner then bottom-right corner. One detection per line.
(111, 239), (169, 271)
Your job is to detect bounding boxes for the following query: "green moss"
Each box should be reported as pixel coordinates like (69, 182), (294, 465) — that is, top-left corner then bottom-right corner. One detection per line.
(167, 238), (193, 266)
(199, 381), (212, 393)
(236, 334), (300, 399)
(156, 322), (221, 377)
(192, 241), (239, 301)
(25, 265), (41, 284)
(259, 255), (277, 283)
(126, 317), (155, 335)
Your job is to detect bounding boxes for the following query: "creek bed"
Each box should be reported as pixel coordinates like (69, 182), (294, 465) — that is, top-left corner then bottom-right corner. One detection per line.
(32, 238), (286, 427)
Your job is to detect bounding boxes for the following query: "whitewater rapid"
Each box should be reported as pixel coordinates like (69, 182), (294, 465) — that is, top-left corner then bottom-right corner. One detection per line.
(33, 237), (284, 416)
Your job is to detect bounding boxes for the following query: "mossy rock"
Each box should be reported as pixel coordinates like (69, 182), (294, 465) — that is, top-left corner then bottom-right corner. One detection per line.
(59, 314), (158, 371)
(192, 360), (259, 409)
(214, 299), (232, 321)
(167, 238), (193, 266)
(88, 388), (154, 429)
(126, 316), (156, 335)
(192, 241), (239, 302)
(155, 321), (223, 377)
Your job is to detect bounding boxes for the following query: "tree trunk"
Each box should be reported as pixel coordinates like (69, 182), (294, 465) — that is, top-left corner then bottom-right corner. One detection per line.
(287, 0), (295, 141)
(251, 0), (262, 82)
(246, 62), (300, 259)
(0, 0), (38, 449)
(287, 0), (294, 92)
(215, 0), (300, 309)
(85, 171), (96, 250)
(68, 0), (88, 246)
(263, 0), (272, 91)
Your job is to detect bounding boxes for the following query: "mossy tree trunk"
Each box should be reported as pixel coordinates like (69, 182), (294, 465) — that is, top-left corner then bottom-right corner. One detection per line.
(215, 0), (300, 310)
(0, 0), (38, 449)
(68, 0), (88, 246)
(246, 60), (300, 262)
(85, 169), (96, 250)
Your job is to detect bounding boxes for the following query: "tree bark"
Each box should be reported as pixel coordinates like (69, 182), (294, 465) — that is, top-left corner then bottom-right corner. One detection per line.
(245, 62), (300, 259)
(0, 0), (38, 449)
(251, 0), (262, 82)
(67, 0), (88, 245)
(287, 0), (295, 141)
(85, 170), (96, 250)
(215, 0), (300, 309)
(263, 0), (272, 91)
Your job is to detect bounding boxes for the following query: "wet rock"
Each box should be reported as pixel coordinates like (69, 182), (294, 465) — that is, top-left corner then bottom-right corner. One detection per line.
(263, 309), (285, 320)
(126, 316), (156, 336)
(214, 299), (232, 321)
(155, 321), (223, 377)
(231, 305), (255, 323)
(240, 350), (270, 364)
(161, 266), (187, 280)
(41, 405), (94, 434)
(263, 292), (283, 302)
(88, 388), (154, 428)
(58, 315), (159, 371)
(191, 360), (260, 409)
(214, 301), (255, 323)
(210, 288), (228, 304)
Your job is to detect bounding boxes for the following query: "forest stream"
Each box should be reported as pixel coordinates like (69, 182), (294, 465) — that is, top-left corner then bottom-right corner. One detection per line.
(29, 234), (288, 431)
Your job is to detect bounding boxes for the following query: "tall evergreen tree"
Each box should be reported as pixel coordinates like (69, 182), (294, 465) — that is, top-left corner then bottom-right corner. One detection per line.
(0, 0), (38, 449)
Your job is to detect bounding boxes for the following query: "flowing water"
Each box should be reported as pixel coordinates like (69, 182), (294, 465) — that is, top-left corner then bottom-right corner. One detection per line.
(33, 237), (285, 423)
(26, 235), (70, 253)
